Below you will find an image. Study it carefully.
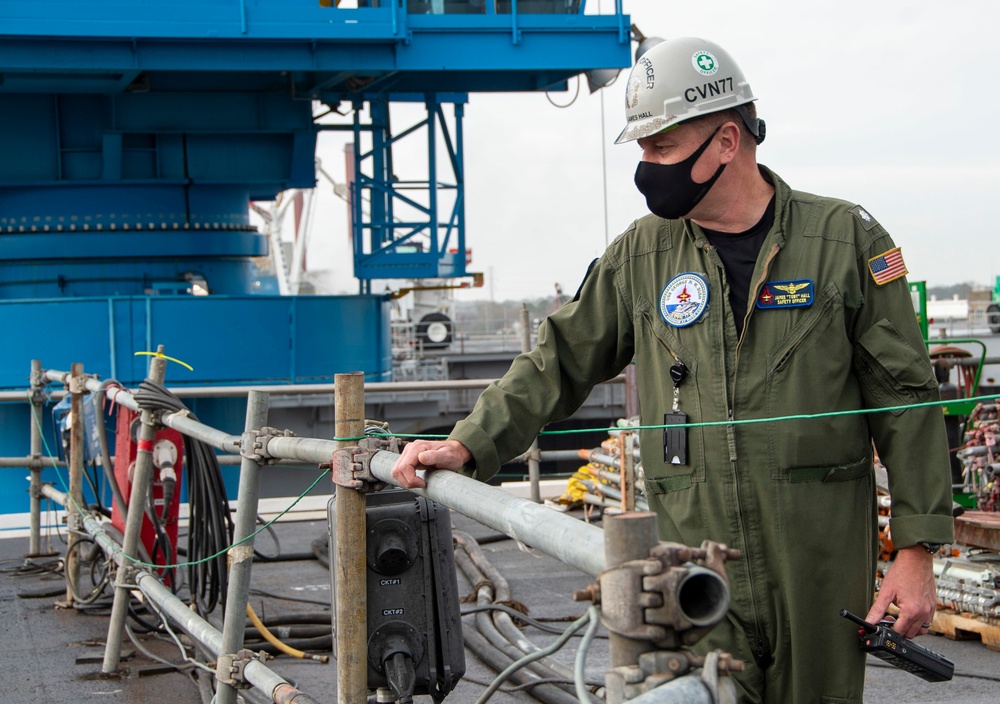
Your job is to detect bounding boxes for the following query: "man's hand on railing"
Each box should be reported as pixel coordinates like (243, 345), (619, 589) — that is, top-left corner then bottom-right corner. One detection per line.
(390, 439), (472, 489)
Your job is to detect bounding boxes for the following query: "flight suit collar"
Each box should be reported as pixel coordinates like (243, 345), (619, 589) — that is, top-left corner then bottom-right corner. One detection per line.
(682, 164), (790, 249)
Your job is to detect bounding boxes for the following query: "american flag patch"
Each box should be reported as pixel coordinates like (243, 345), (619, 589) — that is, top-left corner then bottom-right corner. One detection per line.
(868, 247), (908, 286)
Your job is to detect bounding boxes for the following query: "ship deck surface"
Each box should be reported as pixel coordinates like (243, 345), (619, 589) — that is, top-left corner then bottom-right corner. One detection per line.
(3, 509), (998, 703)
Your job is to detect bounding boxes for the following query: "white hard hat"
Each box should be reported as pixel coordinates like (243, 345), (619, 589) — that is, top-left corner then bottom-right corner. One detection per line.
(615, 36), (761, 145)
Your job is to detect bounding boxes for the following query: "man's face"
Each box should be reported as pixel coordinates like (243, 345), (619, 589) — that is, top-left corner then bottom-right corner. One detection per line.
(636, 118), (727, 184)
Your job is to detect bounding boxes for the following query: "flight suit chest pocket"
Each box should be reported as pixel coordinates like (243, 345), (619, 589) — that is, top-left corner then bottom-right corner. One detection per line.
(764, 283), (868, 479)
(634, 298), (709, 492)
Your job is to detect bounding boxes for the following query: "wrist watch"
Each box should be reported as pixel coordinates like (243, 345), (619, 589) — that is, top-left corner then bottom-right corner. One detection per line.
(919, 542), (942, 554)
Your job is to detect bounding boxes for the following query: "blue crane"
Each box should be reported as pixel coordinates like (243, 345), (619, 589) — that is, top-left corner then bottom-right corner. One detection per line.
(0, 0), (630, 386)
(0, 1), (632, 515)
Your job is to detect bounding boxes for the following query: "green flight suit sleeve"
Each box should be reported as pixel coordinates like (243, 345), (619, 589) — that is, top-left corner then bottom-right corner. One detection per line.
(850, 220), (954, 549)
(449, 250), (635, 481)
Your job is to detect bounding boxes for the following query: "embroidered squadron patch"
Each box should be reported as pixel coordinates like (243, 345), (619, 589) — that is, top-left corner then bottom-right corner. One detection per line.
(756, 280), (814, 309)
(659, 273), (710, 327)
(868, 247), (908, 286)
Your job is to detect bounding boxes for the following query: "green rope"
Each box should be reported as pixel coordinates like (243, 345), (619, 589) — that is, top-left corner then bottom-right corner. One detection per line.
(326, 392), (1000, 441)
(27, 387), (1000, 570)
(29, 396), (332, 571)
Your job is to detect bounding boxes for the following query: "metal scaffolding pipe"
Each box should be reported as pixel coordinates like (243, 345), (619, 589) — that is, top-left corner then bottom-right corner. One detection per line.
(80, 374), (234, 452)
(604, 513), (660, 670)
(84, 513), (316, 703)
(619, 431), (636, 512)
(586, 449), (622, 469)
(624, 673), (717, 704)
(5, 374), (625, 403)
(934, 558), (997, 587)
(40, 483), (68, 507)
(65, 362), (86, 603)
(216, 390), (271, 704)
(520, 304), (541, 503)
(583, 479), (622, 501)
(592, 467), (622, 486)
(106, 387), (140, 412)
(43, 368), (71, 385)
(368, 449), (608, 577)
(39, 483), (319, 703)
(35, 368), (612, 578)
(162, 410), (240, 452)
(103, 351), (167, 673)
(0, 456), (47, 468)
(0, 454), (266, 468)
(583, 493), (650, 512)
(334, 372), (368, 704)
(264, 436), (338, 465)
(28, 360), (44, 556)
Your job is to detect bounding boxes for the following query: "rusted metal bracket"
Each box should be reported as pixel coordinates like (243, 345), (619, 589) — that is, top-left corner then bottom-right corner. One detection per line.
(67, 372), (90, 396)
(325, 435), (401, 493)
(29, 367), (47, 405)
(240, 426), (295, 465)
(216, 648), (270, 689)
(114, 562), (139, 589)
(574, 539), (741, 648)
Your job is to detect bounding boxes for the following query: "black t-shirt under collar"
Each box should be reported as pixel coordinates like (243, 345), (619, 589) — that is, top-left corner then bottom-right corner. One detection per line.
(701, 194), (777, 338)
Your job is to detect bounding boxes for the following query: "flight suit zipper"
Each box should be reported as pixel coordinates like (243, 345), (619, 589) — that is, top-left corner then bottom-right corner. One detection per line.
(726, 239), (780, 664)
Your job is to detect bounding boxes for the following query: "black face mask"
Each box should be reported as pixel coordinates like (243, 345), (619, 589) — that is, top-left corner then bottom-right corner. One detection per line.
(634, 126), (726, 220)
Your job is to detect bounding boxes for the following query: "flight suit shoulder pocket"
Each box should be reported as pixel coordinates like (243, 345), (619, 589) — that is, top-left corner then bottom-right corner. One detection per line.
(854, 318), (935, 413)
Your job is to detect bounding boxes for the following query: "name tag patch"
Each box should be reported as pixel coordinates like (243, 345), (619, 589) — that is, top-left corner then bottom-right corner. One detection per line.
(659, 273), (710, 327)
(756, 279), (814, 309)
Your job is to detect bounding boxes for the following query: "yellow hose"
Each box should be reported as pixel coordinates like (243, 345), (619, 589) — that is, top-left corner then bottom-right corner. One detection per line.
(246, 603), (329, 663)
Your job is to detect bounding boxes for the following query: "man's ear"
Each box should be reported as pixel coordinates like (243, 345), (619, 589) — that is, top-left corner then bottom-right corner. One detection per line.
(717, 121), (741, 164)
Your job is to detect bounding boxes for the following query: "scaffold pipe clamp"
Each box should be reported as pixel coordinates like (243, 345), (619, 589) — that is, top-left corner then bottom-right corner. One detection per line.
(217, 649), (270, 689)
(326, 436), (399, 492)
(240, 426), (295, 464)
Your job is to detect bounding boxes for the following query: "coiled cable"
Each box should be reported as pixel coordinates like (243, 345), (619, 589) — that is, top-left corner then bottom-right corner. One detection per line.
(134, 380), (233, 615)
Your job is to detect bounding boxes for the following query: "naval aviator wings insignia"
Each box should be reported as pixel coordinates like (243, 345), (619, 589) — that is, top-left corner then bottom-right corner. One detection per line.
(756, 279), (814, 309)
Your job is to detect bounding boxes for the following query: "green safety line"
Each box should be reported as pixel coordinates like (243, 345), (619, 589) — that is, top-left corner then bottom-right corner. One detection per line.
(329, 392), (1000, 441)
(25, 388), (1000, 570)
(28, 397), (331, 571)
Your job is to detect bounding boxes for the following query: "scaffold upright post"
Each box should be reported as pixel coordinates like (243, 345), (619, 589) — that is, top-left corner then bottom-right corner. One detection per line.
(216, 389), (271, 704)
(102, 347), (168, 674)
(604, 512), (660, 669)
(520, 304), (541, 503)
(335, 371), (368, 704)
(28, 359), (44, 556)
(619, 428), (636, 512)
(64, 362), (86, 604)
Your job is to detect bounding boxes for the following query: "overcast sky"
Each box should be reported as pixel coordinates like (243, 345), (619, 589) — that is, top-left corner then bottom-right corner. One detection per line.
(300, 0), (999, 304)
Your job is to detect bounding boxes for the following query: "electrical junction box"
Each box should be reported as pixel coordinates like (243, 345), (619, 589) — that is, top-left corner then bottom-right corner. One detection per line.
(111, 407), (184, 571)
(328, 489), (465, 702)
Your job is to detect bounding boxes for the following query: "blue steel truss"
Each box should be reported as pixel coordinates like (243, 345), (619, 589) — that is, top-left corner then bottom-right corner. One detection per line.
(341, 93), (469, 285)
(0, 0), (632, 515)
(0, 0), (630, 284)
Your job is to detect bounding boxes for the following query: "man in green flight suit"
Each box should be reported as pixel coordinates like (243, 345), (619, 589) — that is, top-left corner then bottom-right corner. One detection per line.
(391, 36), (954, 703)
